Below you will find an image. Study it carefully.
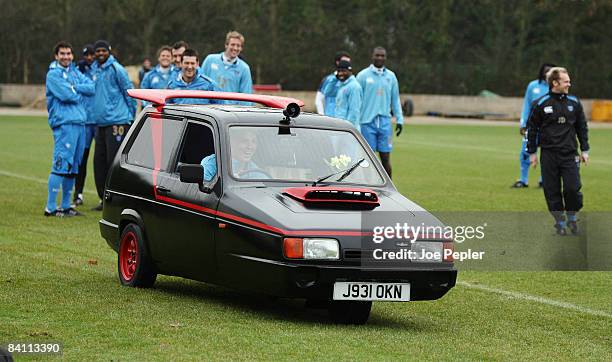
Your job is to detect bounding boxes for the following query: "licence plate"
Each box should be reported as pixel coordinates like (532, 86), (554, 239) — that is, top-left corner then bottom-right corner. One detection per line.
(333, 282), (410, 301)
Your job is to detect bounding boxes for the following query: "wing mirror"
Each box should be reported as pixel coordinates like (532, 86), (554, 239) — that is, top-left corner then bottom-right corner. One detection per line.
(178, 163), (216, 194)
(178, 163), (203, 183)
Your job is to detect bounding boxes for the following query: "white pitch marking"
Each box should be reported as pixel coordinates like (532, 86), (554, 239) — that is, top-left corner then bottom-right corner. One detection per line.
(0, 169), (97, 196)
(459, 281), (612, 318)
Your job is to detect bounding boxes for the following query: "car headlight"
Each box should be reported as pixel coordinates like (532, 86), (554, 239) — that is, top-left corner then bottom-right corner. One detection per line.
(411, 241), (443, 263)
(283, 238), (339, 260)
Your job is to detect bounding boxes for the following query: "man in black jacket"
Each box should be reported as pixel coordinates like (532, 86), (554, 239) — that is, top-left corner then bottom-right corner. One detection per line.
(527, 67), (589, 235)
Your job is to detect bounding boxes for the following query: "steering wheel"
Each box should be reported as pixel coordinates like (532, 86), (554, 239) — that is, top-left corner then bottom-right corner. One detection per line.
(237, 168), (273, 179)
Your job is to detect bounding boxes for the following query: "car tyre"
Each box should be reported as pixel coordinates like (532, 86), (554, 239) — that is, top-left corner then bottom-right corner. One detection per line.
(118, 223), (157, 288)
(328, 300), (372, 325)
(0, 346), (13, 362)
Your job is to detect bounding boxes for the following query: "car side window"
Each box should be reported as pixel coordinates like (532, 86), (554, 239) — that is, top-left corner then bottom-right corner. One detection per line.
(160, 118), (184, 170)
(177, 121), (215, 166)
(126, 117), (154, 169)
(125, 115), (184, 171)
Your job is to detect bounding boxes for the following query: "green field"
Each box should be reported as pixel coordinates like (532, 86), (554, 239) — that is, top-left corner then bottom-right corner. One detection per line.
(1, 115), (611, 361)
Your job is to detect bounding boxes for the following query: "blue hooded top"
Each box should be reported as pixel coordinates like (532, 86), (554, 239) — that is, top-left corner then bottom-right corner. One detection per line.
(319, 73), (341, 117)
(45, 61), (94, 128)
(520, 79), (549, 128)
(167, 69), (222, 104)
(91, 55), (137, 126)
(76, 60), (96, 124)
(334, 75), (363, 128)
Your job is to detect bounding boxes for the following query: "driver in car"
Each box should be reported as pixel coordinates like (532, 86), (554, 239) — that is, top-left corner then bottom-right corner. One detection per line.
(201, 128), (269, 181)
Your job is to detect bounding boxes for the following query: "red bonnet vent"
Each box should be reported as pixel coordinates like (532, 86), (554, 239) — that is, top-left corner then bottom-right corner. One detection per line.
(283, 187), (380, 209)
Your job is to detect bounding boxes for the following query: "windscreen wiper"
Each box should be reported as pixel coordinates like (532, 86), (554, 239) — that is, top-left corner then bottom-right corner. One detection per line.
(336, 158), (365, 182)
(312, 158), (365, 186)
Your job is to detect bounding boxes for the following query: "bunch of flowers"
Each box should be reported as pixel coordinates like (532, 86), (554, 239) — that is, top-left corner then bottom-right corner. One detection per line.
(328, 154), (352, 170)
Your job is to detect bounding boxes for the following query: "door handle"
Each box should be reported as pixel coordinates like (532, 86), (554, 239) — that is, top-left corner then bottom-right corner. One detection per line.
(155, 185), (171, 194)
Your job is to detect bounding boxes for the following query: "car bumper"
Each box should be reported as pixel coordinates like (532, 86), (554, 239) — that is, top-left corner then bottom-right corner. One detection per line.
(99, 219), (119, 252)
(220, 254), (457, 301)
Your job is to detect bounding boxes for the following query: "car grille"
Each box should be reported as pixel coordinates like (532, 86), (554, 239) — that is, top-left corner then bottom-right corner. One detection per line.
(344, 249), (363, 260)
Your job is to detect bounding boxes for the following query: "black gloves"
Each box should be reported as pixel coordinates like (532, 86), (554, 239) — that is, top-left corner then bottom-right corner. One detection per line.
(395, 123), (403, 137)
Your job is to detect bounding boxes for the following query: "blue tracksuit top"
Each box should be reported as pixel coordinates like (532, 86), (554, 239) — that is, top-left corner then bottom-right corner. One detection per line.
(201, 52), (252, 104)
(140, 65), (173, 107)
(319, 73), (339, 116)
(169, 65), (181, 82)
(45, 61), (94, 129)
(334, 75), (362, 128)
(140, 65), (172, 90)
(356, 65), (403, 125)
(91, 55), (136, 126)
(520, 79), (549, 128)
(76, 61), (96, 124)
(167, 69), (222, 104)
(201, 154), (265, 181)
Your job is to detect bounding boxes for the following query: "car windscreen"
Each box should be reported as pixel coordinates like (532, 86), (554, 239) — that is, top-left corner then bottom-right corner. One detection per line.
(228, 126), (384, 185)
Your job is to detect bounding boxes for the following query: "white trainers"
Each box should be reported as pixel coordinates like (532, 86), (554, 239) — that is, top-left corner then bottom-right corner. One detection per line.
(73, 193), (84, 206)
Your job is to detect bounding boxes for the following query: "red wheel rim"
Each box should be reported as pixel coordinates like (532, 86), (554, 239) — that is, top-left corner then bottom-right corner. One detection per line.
(120, 231), (138, 281)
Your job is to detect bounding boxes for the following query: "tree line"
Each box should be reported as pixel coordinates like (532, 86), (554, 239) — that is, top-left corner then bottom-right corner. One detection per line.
(1, 0), (610, 98)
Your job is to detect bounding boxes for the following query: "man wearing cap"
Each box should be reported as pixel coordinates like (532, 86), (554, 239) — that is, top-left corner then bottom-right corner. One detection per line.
(333, 60), (362, 130)
(167, 48), (221, 104)
(44, 41), (94, 217)
(91, 39), (136, 211)
(201, 31), (252, 104)
(356, 46), (404, 178)
(77, 44), (95, 75)
(72, 44), (97, 206)
(315, 51), (351, 117)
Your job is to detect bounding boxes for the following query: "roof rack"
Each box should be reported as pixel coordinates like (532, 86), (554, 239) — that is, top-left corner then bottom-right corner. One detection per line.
(127, 89), (304, 110)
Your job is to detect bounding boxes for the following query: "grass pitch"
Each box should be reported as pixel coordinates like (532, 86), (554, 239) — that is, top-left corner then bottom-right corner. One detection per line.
(0, 115), (611, 360)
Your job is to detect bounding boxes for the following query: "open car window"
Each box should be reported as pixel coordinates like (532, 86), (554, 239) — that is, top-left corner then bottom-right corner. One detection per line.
(178, 121), (215, 166)
(228, 126), (384, 185)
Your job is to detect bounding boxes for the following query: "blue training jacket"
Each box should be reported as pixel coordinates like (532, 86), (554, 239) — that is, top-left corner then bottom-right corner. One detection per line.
(520, 79), (549, 128)
(91, 55), (137, 126)
(76, 60), (96, 124)
(45, 61), (94, 129)
(140, 64), (173, 107)
(319, 73), (340, 117)
(140, 65), (172, 90)
(169, 65), (181, 82)
(201, 52), (252, 104)
(167, 69), (222, 104)
(334, 75), (363, 128)
(200, 154), (265, 180)
(356, 65), (403, 125)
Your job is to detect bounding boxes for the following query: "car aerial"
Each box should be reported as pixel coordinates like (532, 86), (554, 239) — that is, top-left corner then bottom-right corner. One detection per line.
(99, 89), (457, 324)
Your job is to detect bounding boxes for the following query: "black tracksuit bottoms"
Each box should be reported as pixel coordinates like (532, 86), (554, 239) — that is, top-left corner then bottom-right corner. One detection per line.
(93, 124), (130, 200)
(540, 149), (583, 221)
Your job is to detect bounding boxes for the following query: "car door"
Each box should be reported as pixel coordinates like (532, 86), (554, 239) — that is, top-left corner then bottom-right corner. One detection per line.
(118, 113), (177, 267)
(152, 117), (221, 282)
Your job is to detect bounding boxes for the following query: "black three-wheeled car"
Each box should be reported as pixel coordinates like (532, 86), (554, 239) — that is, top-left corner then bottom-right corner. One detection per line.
(99, 90), (456, 324)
